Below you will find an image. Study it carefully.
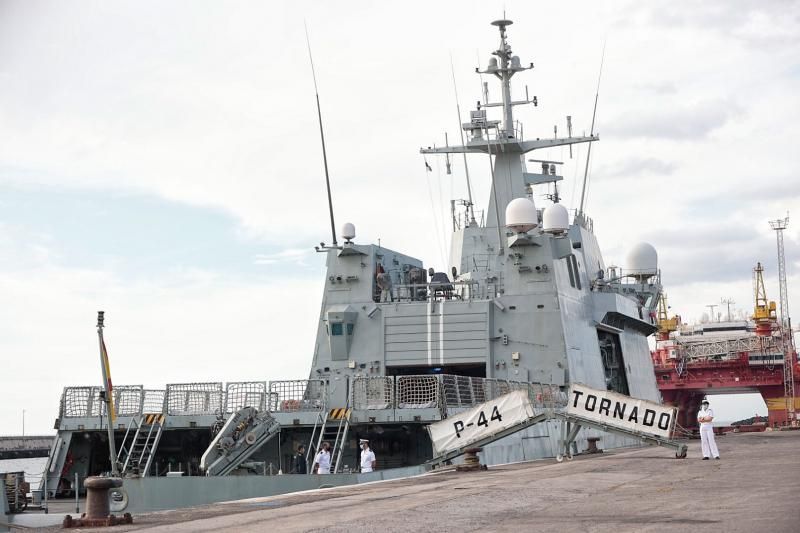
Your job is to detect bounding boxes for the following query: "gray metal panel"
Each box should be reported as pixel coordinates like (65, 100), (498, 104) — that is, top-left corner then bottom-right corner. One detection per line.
(383, 301), (490, 366)
(121, 466), (430, 513)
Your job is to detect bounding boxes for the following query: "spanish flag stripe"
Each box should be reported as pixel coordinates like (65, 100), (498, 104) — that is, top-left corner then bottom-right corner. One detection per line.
(101, 338), (116, 423)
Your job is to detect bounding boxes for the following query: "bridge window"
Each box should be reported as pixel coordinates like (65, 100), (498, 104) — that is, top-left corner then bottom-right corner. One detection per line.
(571, 255), (582, 290)
(566, 254), (582, 290)
(331, 323), (343, 336)
(567, 258), (576, 288)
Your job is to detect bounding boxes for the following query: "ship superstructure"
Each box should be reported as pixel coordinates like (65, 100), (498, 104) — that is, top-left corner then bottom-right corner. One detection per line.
(43, 20), (667, 496)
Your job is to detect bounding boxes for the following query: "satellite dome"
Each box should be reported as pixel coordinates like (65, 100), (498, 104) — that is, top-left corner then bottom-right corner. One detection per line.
(542, 203), (569, 234)
(341, 222), (356, 241)
(626, 242), (658, 276)
(505, 198), (538, 233)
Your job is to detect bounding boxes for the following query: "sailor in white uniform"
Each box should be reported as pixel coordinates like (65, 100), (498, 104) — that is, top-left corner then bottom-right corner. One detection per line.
(697, 399), (720, 460)
(359, 439), (376, 473)
(313, 441), (332, 474)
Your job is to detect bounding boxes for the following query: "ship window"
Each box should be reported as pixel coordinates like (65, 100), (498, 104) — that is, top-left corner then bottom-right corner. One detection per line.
(331, 323), (343, 336)
(570, 255), (582, 290)
(346, 323), (354, 335)
(566, 258), (576, 288)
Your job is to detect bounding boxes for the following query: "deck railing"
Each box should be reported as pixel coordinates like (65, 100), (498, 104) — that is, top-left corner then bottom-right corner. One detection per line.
(59, 375), (566, 419)
(267, 379), (327, 412)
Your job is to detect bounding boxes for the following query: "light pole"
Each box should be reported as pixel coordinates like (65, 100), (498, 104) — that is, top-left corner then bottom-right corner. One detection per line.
(22, 409), (25, 437)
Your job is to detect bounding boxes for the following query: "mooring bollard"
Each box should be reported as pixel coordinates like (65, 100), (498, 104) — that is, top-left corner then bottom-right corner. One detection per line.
(586, 436), (603, 454)
(62, 477), (133, 528)
(456, 447), (487, 472)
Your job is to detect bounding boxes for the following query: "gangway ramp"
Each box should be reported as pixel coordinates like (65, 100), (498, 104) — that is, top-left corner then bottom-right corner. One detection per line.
(426, 384), (687, 466)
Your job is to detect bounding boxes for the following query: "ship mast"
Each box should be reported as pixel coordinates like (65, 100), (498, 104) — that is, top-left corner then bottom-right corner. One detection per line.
(421, 20), (599, 232)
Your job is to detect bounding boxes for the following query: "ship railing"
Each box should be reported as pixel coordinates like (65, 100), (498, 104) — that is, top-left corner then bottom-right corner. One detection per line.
(267, 379), (327, 412)
(60, 386), (104, 418)
(396, 375), (441, 409)
(165, 382), (224, 416)
(113, 385), (144, 417)
(438, 376), (566, 411)
(224, 381), (269, 413)
(347, 375), (566, 413)
(391, 279), (499, 302)
(141, 389), (166, 414)
(350, 376), (395, 410)
(60, 386), (170, 419)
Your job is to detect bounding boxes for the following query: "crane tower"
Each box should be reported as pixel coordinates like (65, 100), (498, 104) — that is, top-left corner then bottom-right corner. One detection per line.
(769, 215), (795, 421)
(752, 262), (777, 336)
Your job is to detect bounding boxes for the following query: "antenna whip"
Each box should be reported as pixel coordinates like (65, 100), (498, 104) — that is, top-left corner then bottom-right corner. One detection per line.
(305, 21), (338, 246)
(578, 41), (605, 217)
(449, 53), (476, 224)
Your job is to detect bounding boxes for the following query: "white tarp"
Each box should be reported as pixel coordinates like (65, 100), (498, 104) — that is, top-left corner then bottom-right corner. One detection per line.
(428, 390), (534, 456)
(566, 383), (677, 439)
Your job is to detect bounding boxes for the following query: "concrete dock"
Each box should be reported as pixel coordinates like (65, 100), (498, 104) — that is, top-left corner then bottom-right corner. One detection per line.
(35, 430), (800, 532)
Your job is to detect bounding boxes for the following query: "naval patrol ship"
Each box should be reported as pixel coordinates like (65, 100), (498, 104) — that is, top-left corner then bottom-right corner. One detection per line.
(43, 19), (665, 497)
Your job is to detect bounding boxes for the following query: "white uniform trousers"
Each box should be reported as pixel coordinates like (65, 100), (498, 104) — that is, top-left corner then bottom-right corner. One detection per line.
(700, 425), (719, 458)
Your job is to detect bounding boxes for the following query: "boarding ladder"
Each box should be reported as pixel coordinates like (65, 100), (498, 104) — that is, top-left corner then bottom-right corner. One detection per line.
(309, 404), (351, 474)
(117, 413), (165, 477)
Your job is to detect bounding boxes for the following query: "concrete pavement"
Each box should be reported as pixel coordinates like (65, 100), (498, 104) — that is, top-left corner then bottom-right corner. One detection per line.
(42, 430), (800, 532)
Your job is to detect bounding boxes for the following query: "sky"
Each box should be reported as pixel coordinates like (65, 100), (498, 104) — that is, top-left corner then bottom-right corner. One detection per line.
(1, 0), (798, 434)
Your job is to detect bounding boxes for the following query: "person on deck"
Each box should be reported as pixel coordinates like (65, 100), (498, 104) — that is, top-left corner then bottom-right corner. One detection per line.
(313, 441), (332, 474)
(376, 269), (392, 303)
(697, 399), (720, 460)
(359, 439), (376, 473)
(293, 444), (307, 474)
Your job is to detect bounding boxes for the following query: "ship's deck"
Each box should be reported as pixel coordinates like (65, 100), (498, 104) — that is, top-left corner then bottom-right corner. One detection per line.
(27, 430), (800, 532)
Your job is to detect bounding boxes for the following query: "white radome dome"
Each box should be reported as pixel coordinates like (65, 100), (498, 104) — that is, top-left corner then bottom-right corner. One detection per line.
(542, 203), (569, 234)
(627, 242), (658, 275)
(341, 222), (356, 241)
(505, 198), (538, 233)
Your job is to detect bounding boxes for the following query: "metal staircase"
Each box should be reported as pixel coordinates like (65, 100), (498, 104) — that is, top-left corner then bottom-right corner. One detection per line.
(310, 407), (351, 474)
(117, 413), (165, 477)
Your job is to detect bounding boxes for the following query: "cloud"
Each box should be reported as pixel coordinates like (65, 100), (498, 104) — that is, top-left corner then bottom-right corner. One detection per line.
(253, 248), (312, 266)
(604, 99), (743, 140)
(644, 1), (800, 47)
(594, 157), (677, 180)
(0, 226), (324, 434)
(0, 1), (798, 431)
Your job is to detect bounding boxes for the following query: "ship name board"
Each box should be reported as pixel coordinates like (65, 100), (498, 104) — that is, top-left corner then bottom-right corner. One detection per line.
(566, 383), (676, 439)
(427, 390), (534, 456)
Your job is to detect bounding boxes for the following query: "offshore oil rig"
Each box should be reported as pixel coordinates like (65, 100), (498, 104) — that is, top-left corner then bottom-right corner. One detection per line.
(652, 217), (798, 428)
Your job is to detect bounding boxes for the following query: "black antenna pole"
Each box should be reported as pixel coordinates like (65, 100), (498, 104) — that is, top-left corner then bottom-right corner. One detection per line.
(578, 41), (605, 217)
(305, 22), (338, 246)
